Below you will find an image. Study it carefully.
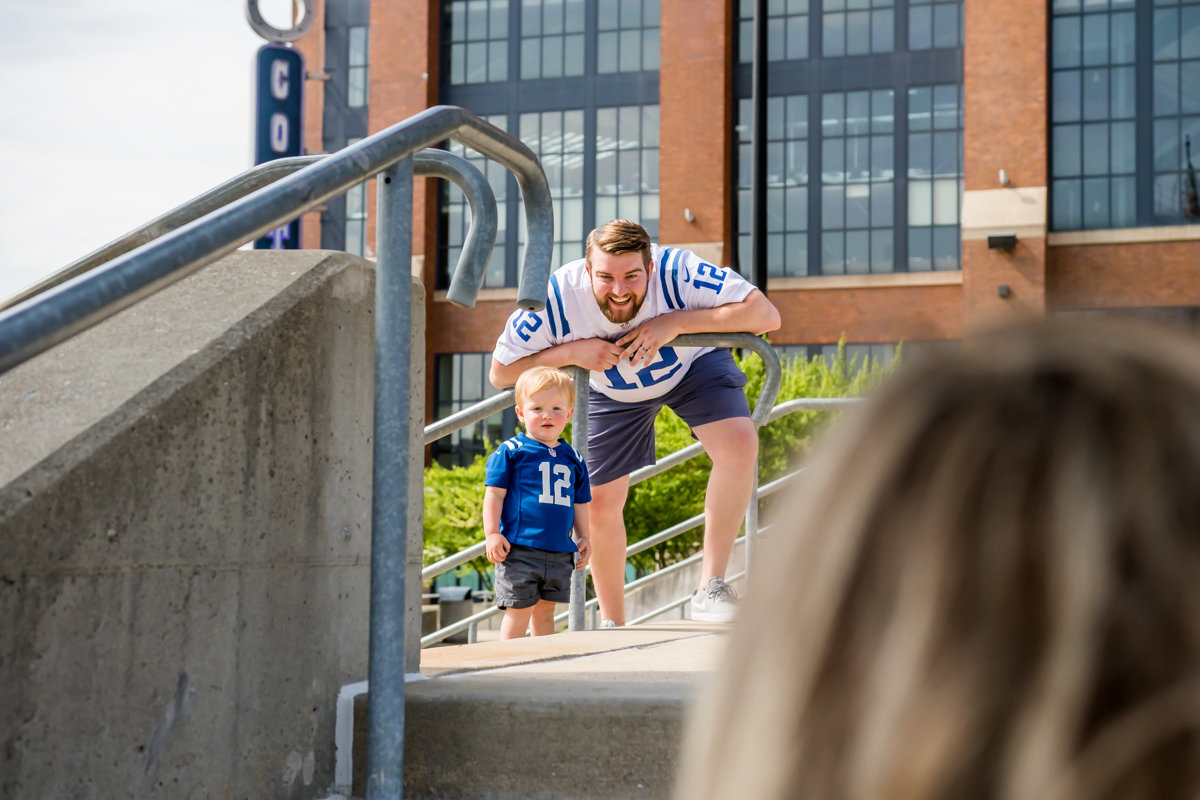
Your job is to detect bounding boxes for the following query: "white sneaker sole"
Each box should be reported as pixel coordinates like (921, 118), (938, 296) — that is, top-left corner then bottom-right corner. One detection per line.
(691, 605), (737, 623)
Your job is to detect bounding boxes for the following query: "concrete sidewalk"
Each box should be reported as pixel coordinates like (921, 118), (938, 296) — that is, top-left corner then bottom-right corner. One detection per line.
(347, 621), (730, 799)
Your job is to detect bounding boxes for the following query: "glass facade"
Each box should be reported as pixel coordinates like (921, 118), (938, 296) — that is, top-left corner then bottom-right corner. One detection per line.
(348, 26), (369, 107)
(822, 0), (895, 57)
(445, 0), (511, 85)
(320, 1), (370, 252)
(521, 109), (589, 266)
(441, 116), (511, 288)
(1154, 0), (1200, 224)
(595, 105), (661, 238)
(909, 0), (962, 50)
(908, 85), (963, 270)
(738, 0), (810, 63)
(521, 0), (586, 78)
(821, 90), (896, 274)
(735, 0), (963, 276)
(597, 0), (661, 73)
(432, 353), (515, 467)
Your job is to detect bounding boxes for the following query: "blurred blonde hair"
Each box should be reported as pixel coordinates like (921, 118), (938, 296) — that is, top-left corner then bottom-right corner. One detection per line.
(677, 318), (1200, 800)
(514, 366), (575, 406)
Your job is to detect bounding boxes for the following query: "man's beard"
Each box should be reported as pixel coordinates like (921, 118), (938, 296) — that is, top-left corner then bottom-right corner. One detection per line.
(597, 291), (647, 324)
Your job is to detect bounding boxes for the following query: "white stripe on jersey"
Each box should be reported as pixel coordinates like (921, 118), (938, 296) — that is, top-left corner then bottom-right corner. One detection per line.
(493, 244), (756, 403)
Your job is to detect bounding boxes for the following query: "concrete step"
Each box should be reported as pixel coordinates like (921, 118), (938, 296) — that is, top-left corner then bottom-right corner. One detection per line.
(344, 621), (727, 799)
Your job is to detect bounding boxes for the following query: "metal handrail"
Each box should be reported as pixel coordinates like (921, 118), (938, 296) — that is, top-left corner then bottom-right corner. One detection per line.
(0, 105), (554, 376)
(0, 147), (501, 317)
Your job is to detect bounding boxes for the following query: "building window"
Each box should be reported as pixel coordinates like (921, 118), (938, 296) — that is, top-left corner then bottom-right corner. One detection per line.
(348, 26), (369, 107)
(736, 95), (809, 277)
(446, 0), (510, 85)
(597, 0), (661, 74)
(821, 90), (895, 274)
(908, 85), (962, 271)
(822, 0), (894, 58)
(738, 0), (810, 64)
(595, 104), (660, 239)
(1153, 0), (1200, 225)
(908, 0), (962, 51)
(345, 138), (368, 257)
(521, 0), (585, 79)
(442, 115), (511, 289)
(521, 110), (588, 267)
(433, 353), (515, 467)
(1051, 0), (1136, 231)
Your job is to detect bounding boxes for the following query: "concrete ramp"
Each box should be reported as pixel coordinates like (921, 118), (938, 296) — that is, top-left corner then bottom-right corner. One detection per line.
(0, 251), (425, 800)
(348, 621), (728, 799)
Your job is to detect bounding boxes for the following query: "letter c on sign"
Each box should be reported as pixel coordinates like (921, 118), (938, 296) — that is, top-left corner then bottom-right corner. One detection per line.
(270, 113), (289, 154)
(271, 59), (289, 100)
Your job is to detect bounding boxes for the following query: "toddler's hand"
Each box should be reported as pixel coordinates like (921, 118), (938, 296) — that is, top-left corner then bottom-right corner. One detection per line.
(575, 537), (591, 570)
(486, 533), (511, 564)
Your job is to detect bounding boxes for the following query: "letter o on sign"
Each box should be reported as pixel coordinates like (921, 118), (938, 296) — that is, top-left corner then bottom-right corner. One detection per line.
(270, 113), (289, 153)
(246, 0), (316, 43)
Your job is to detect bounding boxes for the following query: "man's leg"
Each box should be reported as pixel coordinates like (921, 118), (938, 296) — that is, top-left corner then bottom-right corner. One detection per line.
(529, 599), (558, 636)
(691, 416), (760, 589)
(589, 476), (631, 625)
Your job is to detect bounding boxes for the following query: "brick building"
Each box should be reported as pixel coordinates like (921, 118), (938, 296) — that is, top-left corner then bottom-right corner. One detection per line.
(292, 0), (1200, 465)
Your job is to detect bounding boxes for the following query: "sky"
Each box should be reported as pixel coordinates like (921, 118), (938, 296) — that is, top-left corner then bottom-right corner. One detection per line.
(0, 0), (300, 300)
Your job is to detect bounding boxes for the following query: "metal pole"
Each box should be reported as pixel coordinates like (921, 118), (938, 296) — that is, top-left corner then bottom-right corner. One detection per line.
(744, 456), (759, 585)
(749, 0), (769, 294)
(568, 365), (590, 632)
(365, 155), (413, 800)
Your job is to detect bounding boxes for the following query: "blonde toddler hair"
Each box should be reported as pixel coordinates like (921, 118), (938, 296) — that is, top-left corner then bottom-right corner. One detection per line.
(514, 366), (576, 406)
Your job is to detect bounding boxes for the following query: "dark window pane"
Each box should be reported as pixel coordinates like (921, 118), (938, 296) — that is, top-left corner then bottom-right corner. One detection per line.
(933, 227), (958, 270)
(643, 104), (660, 146)
(1184, 6), (1200, 59)
(468, 0), (488, 39)
(768, 95), (786, 140)
(824, 13), (846, 56)
(872, 89), (895, 133)
(932, 3), (958, 49)
(1155, 173), (1182, 224)
(1156, 63), (1180, 115)
(543, 35), (563, 77)
(846, 136), (870, 181)
(823, 93), (845, 137)
(523, 0), (540, 35)
(521, 37), (540, 78)
(871, 229), (893, 273)
(847, 91), (871, 135)
(1083, 14), (1109, 67)
(1055, 71), (1082, 122)
(871, 135), (893, 179)
(644, 0), (660, 26)
(643, 28), (660, 70)
(822, 232), (845, 274)
(787, 95), (809, 139)
(1082, 68), (1109, 120)
(1111, 65), (1135, 118)
(450, 43), (466, 83)
(787, 16), (809, 59)
(846, 230), (870, 274)
(1054, 124), (1082, 177)
(598, 31), (619, 72)
(1112, 176), (1136, 226)
(768, 141), (786, 185)
(908, 227), (931, 272)
(1083, 123), (1109, 175)
(1155, 118), (1180, 171)
(767, 234), (785, 277)
(565, 34), (584, 75)
(738, 188), (752, 232)
(909, 86), (932, 130)
(1111, 11), (1135, 64)
(1083, 177), (1110, 228)
(872, 181), (893, 227)
(1053, 16), (1082, 68)
(620, 29), (641, 71)
(451, 1), (468, 41)
(739, 19), (753, 63)
(846, 11), (870, 54)
(823, 138), (845, 182)
(769, 18), (786, 60)
(909, 132), (932, 178)
(1183, 60), (1200, 114)
(787, 140), (809, 184)
(823, 186), (845, 228)
(598, 0), (618, 30)
(1183, 115), (1200, 168)
(846, 184), (870, 227)
(933, 84), (958, 129)
(768, 187), (786, 231)
(1156, 8), (1179, 61)
(467, 41), (488, 81)
(1111, 121), (1136, 174)
(786, 186), (808, 230)
(910, 6), (932, 50)
(565, 0), (585, 31)
(544, 0), (564, 34)
(933, 131), (958, 176)
(785, 233), (808, 276)
(872, 9), (894, 52)
(620, 0), (639, 27)
(489, 40), (508, 81)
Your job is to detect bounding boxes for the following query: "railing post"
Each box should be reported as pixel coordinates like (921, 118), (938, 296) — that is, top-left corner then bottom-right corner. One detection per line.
(366, 155), (413, 800)
(744, 456), (759, 587)
(568, 365), (589, 632)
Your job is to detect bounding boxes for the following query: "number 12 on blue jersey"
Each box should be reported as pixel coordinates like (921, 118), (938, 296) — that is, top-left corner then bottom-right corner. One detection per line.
(538, 461), (572, 506)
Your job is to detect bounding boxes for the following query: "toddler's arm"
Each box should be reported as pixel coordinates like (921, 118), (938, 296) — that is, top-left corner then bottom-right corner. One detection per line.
(573, 503), (591, 570)
(483, 486), (510, 563)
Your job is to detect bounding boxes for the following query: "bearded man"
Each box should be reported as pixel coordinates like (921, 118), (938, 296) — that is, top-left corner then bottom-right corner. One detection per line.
(490, 219), (781, 625)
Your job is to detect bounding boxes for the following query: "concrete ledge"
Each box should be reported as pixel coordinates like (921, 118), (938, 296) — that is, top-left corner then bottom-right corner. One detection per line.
(768, 270), (962, 292)
(1047, 224), (1200, 247)
(434, 287), (518, 303)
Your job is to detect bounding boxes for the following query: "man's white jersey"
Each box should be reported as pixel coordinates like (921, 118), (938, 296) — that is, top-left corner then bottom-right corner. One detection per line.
(493, 245), (756, 403)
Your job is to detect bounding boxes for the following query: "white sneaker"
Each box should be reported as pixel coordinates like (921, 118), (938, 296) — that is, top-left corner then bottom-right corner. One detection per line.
(690, 578), (738, 623)
(599, 619), (622, 629)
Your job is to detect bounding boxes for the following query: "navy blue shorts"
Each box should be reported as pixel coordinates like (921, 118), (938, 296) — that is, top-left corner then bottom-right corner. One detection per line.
(586, 349), (751, 487)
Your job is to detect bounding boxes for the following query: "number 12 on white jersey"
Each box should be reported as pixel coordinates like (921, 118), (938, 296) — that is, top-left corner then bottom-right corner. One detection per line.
(538, 461), (572, 507)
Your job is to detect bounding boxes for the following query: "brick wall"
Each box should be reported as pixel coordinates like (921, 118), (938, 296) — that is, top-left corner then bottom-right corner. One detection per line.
(1049, 240), (1200, 310)
(771, 286), (964, 345)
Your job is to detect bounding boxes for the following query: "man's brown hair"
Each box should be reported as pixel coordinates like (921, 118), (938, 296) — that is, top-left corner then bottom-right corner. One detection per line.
(586, 219), (651, 268)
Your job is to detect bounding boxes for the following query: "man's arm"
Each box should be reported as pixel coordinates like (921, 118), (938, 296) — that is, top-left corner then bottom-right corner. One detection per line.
(489, 338), (626, 389)
(617, 289), (782, 368)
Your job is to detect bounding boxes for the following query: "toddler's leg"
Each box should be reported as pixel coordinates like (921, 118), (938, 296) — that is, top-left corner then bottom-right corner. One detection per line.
(529, 599), (558, 636)
(499, 605), (536, 640)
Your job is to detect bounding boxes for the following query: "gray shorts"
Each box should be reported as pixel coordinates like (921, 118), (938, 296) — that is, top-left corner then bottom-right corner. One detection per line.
(494, 544), (575, 609)
(586, 349), (751, 486)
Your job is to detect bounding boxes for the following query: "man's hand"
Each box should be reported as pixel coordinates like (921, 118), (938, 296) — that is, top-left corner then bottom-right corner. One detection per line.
(486, 533), (511, 564)
(617, 315), (683, 368)
(566, 338), (625, 372)
(575, 537), (591, 570)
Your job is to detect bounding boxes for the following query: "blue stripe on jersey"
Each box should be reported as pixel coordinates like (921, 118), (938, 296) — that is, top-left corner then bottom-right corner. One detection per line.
(550, 273), (570, 336)
(545, 286), (559, 338)
(669, 249), (686, 309)
(659, 247), (675, 310)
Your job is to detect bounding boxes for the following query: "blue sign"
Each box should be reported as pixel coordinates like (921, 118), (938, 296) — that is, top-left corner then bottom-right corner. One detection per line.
(254, 44), (304, 249)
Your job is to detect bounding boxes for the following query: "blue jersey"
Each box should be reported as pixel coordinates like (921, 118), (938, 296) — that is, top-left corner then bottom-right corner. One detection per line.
(484, 433), (592, 552)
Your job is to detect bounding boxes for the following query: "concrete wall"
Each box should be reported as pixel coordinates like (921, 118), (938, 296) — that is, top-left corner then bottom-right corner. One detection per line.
(0, 250), (425, 800)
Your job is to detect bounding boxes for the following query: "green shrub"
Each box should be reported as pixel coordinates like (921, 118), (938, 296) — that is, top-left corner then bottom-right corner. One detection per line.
(422, 341), (897, 581)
